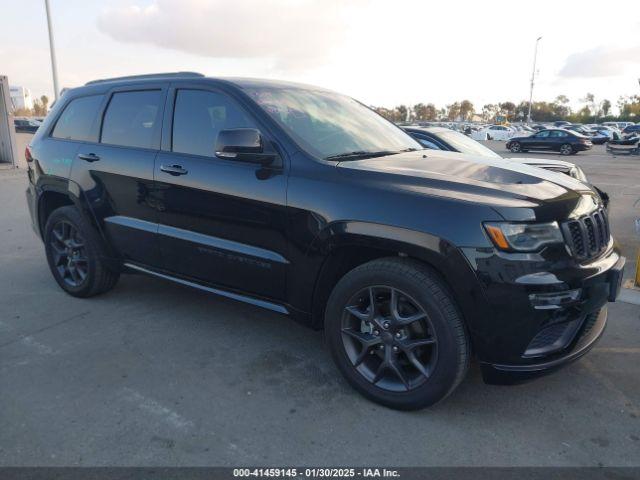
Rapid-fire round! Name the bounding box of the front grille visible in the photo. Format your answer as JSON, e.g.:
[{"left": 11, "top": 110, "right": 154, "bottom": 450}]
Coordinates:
[{"left": 561, "top": 208, "right": 610, "bottom": 260}]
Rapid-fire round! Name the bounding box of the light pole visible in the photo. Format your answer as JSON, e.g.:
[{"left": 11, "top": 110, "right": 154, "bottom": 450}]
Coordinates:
[
  {"left": 44, "top": 0, "right": 60, "bottom": 101},
  {"left": 526, "top": 36, "right": 542, "bottom": 124}
]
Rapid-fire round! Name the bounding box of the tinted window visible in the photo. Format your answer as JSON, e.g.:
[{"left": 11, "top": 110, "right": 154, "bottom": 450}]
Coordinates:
[
  {"left": 101, "top": 90, "right": 162, "bottom": 149},
  {"left": 536, "top": 131, "right": 550, "bottom": 138},
  {"left": 52, "top": 95, "right": 103, "bottom": 141},
  {"left": 172, "top": 89, "right": 255, "bottom": 157},
  {"left": 244, "top": 87, "right": 420, "bottom": 159},
  {"left": 413, "top": 135, "right": 441, "bottom": 150},
  {"left": 549, "top": 131, "right": 568, "bottom": 138}
]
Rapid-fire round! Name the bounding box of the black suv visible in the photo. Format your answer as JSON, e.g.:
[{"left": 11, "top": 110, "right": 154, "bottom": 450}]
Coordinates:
[{"left": 26, "top": 73, "right": 624, "bottom": 410}]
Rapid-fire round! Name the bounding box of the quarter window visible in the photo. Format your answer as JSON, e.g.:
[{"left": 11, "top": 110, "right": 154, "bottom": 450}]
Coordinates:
[
  {"left": 172, "top": 89, "right": 255, "bottom": 157},
  {"left": 101, "top": 90, "right": 162, "bottom": 149},
  {"left": 51, "top": 95, "right": 104, "bottom": 141}
]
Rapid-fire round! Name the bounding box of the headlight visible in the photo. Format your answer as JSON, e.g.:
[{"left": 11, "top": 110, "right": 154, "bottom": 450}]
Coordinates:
[
  {"left": 570, "top": 166, "right": 588, "bottom": 182},
  {"left": 484, "top": 222, "right": 564, "bottom": 252}
]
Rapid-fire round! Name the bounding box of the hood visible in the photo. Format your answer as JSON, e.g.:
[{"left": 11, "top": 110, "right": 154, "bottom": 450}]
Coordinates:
[
  {"left": 337, "top": 150, "right": 598, "bottom": 219},
  {"left": 506, "top": 156, "right": 573, "bottom": 172}
]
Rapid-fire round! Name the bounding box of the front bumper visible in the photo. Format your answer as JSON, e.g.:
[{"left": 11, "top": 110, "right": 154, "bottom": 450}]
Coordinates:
[
  {"left": 481, "top": 306, "right": 607, "bottom": 384},
  {"left": 461, "top": 244, "right": 624, "bottom": 384}
]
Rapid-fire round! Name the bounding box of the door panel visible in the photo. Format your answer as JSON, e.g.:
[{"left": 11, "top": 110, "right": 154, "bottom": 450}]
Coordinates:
[
  {"left": 69, "top": 85, "right": 167, "bottom": 266},
  {"left": 155, "top": 154, "right": 288, "bottom": 300},
  {"left": 73, "top": 145, "right": 160, "bottom": 265},
  {"left": 154, "top": 87, "right": 288, "bottom": 300}
]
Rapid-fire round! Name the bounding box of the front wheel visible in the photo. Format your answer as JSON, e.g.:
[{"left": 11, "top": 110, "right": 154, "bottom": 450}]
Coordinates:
[
  {"left": 509, "top": 142, "right": 522, "bottom": 153},
  {"left": 560, "top": 143, "right": 574, "bottom": 156},
  {"left": 324, "top": 258, "right": 469, "bottom": 410}
]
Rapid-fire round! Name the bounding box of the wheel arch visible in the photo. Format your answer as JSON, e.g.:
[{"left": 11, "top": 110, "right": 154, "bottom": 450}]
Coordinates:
[
  {"left": 307, "top": 222, "right": 487, "bottom": 337},
  {"left": 37, "top": 182, "right": 120, "bottom": 269},
  {"left": 37, "top": 188, "right": 77, "bottom": 237}
]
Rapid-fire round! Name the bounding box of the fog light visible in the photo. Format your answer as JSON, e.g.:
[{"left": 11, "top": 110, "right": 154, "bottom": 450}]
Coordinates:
[{"left": 529, "top": 289, "right": 581, "bottom": 310}]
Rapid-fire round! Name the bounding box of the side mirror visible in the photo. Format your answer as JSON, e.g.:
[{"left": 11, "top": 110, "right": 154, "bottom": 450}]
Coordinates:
[{"left": 215, "top": 128, "right": 276, "bottom": 166}]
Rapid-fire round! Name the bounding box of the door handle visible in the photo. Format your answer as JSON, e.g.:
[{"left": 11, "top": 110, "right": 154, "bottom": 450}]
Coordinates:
[
  {"left": 160, "top": 164, "right": 188, "bottom": 176},
  {"left": 77, "top": 153, "right": 100, "bottom": 162}
]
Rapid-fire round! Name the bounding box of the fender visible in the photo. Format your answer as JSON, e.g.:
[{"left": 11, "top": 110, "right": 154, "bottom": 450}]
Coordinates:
[
  {"left": 289, "top": 220, "right": 492, "bottom": 336},
  {"left": 35, "top": 176, "right": 122, "bottom": 268}
]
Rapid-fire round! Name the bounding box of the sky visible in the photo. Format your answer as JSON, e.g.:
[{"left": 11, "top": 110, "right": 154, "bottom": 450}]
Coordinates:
[{"left": 1, "top": 0, "right": 639, "bottom": 113}]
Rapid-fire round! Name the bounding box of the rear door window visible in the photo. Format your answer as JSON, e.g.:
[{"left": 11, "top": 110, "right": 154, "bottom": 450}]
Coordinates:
[
  {"left": 51, "top": 95, "right": 104, "bottom": 141},
  {"left": 101, "top": 90, "right": 162, "bottom": 149}
]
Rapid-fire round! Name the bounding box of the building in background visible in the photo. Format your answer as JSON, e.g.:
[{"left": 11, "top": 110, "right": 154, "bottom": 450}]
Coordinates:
[{"left": 9, "top": 86, "right": 33, "bottom": 111}]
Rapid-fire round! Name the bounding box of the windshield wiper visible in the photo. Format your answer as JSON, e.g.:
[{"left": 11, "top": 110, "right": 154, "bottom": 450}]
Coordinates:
[{"left": 324, "top": 150, "right": 398, "bottom": 161}]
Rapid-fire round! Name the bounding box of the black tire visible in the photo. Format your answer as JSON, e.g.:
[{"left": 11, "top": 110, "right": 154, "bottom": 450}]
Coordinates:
[
  {"left": 44, "top": 206, "right": 119, "bottom": 297},
  {"left": 559, "top": 143, "right": 573, "bottom": 156},
  {"left": 325, "top": 257, "right": 469, "bottom": 410},
  {"left": 509, "top": 142, "right": 522, "bottom": 153}
]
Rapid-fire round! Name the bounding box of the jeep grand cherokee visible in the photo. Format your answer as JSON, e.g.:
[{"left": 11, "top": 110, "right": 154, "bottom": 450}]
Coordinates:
[{"left": 25, "top": 72, "right": 625, "bottom": 410}]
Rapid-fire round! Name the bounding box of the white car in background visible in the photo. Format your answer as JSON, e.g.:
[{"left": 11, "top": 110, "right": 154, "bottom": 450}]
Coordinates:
[{"left": 471, "top": 124, "right": 514, "bottom": 141}]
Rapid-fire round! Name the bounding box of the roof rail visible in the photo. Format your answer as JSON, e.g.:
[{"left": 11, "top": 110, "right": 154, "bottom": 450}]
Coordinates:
[{"left": 85, "top": 72, "right": 204, "bottom": 85}]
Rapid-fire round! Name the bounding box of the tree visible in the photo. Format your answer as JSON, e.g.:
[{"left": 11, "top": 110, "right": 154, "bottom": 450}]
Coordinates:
[
  {"left": 459, "top": 100, "right": 474, "bottom": 121},
  {"left": 600, "top": 99, "right": 611, "bottom": 117},
  {"left": 413, "top": 103, "right": 428, "bottom": 121},
  {"left": 446, "top": 102, "right": 461, "bottom": 121},
  {"left": 617, "top": 95, "right": 640, "bottom": 120},
  {"left": 482, "top": 104, "right": 498, "bottom": 122},
  {"left": 499, "top": 102, "right": 516, "bottom": 120},
  {"left": 395, "top": 105, "right": 409, "bottom": 122},
  {"left": 555, "top": 95, "right": 570, "bottom": 105},
  {"left": 424, "top": 103, "right": 437, "bottom": 121}
]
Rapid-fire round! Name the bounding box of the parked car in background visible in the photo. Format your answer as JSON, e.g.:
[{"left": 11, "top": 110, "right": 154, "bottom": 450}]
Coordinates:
[
  {"left": 403, "top": 126, "right": 608, "bottom": 207},
  {"left": 507, "top": 129, "right": 592, "bottom": 155},
  {"left": 562, "top": 125, "right": 609, "bottom": 145},
  {"left": 14, "top": 118, "right": 40, "bottom": 134},
  {"left": 622, "top": 124, "right": 640, "bottom": 135},
  {"left": 553, "top": 121, "right": 571, "bottom": 127},
  {"left": 471, "top": 124, "right": 514, "bottom": 141},
  {"left": 25, "top": 72, "right": 624, "bottom": 410}
]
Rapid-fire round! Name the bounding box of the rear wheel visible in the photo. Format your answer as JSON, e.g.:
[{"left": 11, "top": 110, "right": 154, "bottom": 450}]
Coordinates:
[
  {"left": 44, "top": 206, "right": 119, "bottom": 297},
  {"left": 509, "top": 142, "right": 522, "bottom": 153},
  {"left": 560, "top": 143, "right": 573, "bottom": 156},
  {"left": 325, "top": 258, "right": 469, "bottom": 410}
]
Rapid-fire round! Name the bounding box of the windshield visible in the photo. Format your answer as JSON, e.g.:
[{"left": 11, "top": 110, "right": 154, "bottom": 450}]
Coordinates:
[
  {"left": 437, "top": 130, "right": 502, "bottom": 158},
  {"left": 244, "top": 87, "right": 421, "bottom": 159}
]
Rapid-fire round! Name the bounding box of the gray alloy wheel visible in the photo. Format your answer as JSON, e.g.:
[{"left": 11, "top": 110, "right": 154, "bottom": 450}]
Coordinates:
[
  {"left": 560, "top": 143, "right": 573, "bottom": 156},
  {"left": 510, "top": 142, "right": 521, "bottom": 153},
  {"left": 340, "top": 285, "right": 438, "bottom": 393},
  {"left": 325, "top": 257, "right": 469, "bottom": 410}
]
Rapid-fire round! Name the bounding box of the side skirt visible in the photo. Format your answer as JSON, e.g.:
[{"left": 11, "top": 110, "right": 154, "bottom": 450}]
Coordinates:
[{"left": 124, "top": 262, "right": 290, "bottom": 315}]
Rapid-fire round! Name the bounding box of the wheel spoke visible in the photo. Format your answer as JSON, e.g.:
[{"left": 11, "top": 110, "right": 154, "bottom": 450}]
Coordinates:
[
  {"left": 401, "top": 337, "right": 436, "bottom": 351},
  {"left": 76, "top": 266, "right": 87, "bottom": 280},
  {"left": 342, "top": 328, "right": 376, "bottom": 345},
  {"left": 345, "top": 305, "right": 370, "bottom": 322},
  {"left": 53, "top": 228, "right": 65, "bottom": 242},
  {"left": 405, "top": 350, "right": 430, "bottom": 379},
  {"left": 388, "top": 357, "right": 410, "bottom": 390},
  {"left": 371, "top": 361, "right": 387, "bottom": 385},
  {"left": 389, "top": 288, "right": 427, "bottom": 326},
  {"left": 69, "top": 265, "right": 80, "bottom": 284}
]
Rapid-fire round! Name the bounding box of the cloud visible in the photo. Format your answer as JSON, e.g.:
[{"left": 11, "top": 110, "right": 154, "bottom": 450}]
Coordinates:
[
  {"left": 97, "top": 0, "right": 365, "bottom": 71},
  {"left": 559, "top": 44, "right": 640, "bottom": 78}
]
